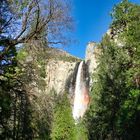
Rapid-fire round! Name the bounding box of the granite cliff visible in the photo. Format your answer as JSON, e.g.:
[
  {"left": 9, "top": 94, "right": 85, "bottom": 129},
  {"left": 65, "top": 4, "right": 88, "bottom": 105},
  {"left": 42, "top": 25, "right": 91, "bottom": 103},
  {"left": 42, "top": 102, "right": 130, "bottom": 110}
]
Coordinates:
[
  {"left": 18, "top": 42, "right": 98, "bottom": 95},
  {"left": 44, "top": 42, "right": 98, "bottom": 94}
]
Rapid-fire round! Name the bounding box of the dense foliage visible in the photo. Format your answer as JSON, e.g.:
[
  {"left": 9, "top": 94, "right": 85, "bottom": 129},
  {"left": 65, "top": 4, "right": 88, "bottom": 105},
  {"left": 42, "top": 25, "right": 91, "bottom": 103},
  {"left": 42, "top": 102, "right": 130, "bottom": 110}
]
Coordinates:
[
  {"left": 51, "top": 93, "right": 76, "bottom": 140},
  {"left": 86, "top": 0, "right": 140, "bottom": 140},
  {"left": 0, "top": 0, "right": 74, "bottom": 139}
]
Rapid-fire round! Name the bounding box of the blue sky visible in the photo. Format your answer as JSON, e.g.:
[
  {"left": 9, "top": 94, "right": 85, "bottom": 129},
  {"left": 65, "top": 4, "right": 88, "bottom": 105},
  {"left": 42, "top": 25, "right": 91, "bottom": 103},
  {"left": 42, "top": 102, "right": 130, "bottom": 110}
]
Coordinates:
[{"left": 65, "top": 0, "right": 140, "bottom": 59}]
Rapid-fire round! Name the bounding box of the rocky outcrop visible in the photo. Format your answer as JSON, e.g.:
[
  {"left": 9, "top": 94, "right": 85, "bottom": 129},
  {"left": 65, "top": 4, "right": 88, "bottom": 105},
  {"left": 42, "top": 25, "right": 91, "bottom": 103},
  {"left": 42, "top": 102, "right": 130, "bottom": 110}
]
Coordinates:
[
  {"left": 85, "top": 42, "right": 98, "bottom": 74},
  {"left": 85, "top": 42, "right": 99, "bottom": 87}
]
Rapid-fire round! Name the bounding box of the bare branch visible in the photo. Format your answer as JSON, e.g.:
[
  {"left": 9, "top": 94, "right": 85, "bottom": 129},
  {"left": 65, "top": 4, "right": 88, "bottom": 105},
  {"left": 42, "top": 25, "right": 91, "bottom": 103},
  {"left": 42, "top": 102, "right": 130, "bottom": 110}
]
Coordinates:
[
  {"left": 35, "top": 0, "right": 40, "bottom": 31},
  {"left": 48, "top": 41, "right": 62, "bottom": 44},
  {"left": 0, "top": 0, "right": 74, "bottom": 57},
  {"left": 0, "top": 17, "right": 13, "bottom": 32},
  {"left": 15, "top": 0, "right": 35, "bottom": 40}
]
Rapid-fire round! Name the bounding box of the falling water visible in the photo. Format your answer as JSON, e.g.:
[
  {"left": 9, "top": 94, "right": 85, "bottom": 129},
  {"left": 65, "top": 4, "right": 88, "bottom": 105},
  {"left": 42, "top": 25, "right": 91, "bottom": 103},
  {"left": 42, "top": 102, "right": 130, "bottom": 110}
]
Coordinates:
[{"left": 72, "top": 61, "right": 89, "bottom": 121}]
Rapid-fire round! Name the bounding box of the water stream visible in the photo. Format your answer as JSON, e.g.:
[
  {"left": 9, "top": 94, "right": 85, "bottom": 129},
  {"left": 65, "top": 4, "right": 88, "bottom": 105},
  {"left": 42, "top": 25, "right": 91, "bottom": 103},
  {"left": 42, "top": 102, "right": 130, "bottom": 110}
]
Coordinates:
[{"left": 72, "top": 61, "right": 90, "bottom": 122}]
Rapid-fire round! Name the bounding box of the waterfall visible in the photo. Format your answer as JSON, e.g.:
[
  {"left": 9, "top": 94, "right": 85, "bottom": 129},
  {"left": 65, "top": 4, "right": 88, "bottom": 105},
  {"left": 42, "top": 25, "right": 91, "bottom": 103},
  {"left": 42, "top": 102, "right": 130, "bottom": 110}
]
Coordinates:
[{"left": 72, "top": 61, "right": 89, "bottom": 121}]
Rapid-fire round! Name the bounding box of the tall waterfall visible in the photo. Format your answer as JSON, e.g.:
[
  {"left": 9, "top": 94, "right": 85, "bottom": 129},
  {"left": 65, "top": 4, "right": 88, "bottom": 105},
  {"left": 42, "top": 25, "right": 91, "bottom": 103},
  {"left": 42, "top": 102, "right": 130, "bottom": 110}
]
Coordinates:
[{"left": 72, "top": 61, "right": 90, "bottom": 121}]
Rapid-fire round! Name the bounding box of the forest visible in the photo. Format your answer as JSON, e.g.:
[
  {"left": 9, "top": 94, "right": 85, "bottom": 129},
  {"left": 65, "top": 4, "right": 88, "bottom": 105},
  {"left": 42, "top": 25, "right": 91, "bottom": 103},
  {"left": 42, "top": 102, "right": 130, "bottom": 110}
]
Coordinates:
[{"left": 0, "top": 0, "right": 140, "bottom": 140}]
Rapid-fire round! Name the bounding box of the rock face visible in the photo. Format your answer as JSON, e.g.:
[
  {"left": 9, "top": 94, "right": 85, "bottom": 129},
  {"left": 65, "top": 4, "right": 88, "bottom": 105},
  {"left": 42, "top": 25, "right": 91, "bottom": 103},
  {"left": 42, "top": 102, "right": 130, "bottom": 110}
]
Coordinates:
[
  {"left": 85, "top": 42, "right": 98, "bottom": 73},
  {"left": 85, "top": 42, "right": 99, "bottom": 87},
  {"left": 45, "top": 60, "right": 77, "bottom": 94},
  {"left": 18, "top": 45, "right": 81, "bottom": 96},
  {"left": 45, "top": 43, "right": 99, "bottom": 94},
  {"left": 20, "top": 43, "right": 99, "bottom": 95}
]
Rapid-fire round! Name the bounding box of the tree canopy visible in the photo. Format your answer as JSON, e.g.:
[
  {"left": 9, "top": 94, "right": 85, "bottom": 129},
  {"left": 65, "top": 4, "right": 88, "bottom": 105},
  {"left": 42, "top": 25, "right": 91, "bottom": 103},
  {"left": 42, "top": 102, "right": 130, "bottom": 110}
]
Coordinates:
[{"left": 85, "top": 0, "right": 140, "bottom": 139}]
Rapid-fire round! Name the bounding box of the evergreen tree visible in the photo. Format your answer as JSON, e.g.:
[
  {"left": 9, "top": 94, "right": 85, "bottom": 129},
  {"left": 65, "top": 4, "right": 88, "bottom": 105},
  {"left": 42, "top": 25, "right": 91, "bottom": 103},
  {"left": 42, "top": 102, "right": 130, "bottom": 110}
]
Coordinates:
[{"left": 86, "top": 1, "right": 140, "bottom": 139}]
